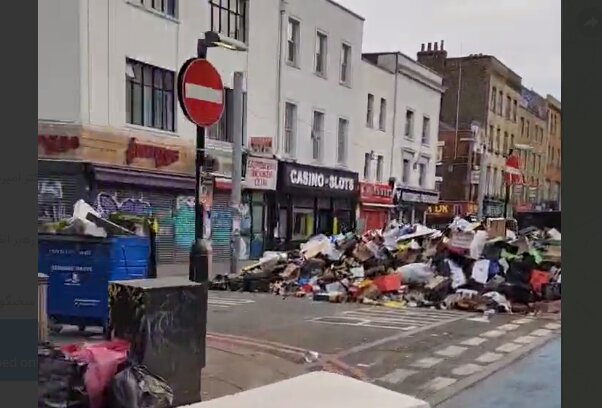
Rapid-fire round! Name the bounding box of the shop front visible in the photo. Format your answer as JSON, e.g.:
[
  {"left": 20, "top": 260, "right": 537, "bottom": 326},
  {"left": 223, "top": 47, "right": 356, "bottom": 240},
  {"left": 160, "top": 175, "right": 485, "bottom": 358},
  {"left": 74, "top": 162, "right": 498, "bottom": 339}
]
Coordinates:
[
  {"left": 358, "top": 182, "right": 394, "bottom": 232},
  {"left": 393, "top": 187, "right": 440, "bottom": 224},
  {"left": 273, "top": 162, "right": 358, "bottom": 249},
  {"left": 482, "top": 198, "right": 505, "bottom": 218},
  {"left": 424, "top": 201, "right": 478, "bottom": 229}
]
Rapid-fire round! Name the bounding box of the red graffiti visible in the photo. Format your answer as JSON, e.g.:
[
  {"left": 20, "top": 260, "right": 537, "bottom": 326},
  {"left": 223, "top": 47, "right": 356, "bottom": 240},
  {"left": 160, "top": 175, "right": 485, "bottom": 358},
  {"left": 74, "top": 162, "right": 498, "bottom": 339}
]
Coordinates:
[
  {"left": 38, "top": 135, "right": 80, "bottom": 154},
  {"left": 125, "top": 138, "right": 180, "bottom": 168}
]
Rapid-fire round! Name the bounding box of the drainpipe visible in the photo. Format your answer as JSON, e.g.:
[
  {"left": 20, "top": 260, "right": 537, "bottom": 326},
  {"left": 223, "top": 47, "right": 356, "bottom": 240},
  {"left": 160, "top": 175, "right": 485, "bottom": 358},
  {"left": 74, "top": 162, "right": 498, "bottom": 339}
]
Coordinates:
[
  {"left": 388, "top": 53, "right": 400, "bottom": 180},
  {"left": 275, "top": 0, "right": 286, "bottom": 156}
]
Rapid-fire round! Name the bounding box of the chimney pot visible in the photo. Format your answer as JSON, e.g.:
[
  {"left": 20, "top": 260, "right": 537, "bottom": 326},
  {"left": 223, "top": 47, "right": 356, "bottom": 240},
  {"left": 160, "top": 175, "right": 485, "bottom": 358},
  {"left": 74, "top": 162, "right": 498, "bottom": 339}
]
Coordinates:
[
  {"left": 434, "top": 42, "right": 438, "bottom": 51},
  {"left": 421, "top": 43, "right": 425, "bottom": 52},
  {"left": 427, "top": 42, "right": 432, "bottom": 51},
  {"left": 441, "top": 40, "right": 445, "bottom": 50}
]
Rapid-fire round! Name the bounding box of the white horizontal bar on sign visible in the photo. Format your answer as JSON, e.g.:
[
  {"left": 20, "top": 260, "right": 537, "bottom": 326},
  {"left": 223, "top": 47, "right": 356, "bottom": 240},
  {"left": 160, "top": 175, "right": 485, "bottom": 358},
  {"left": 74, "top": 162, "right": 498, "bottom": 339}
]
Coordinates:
[
  {"left": 362, "top": 203, "right": 395, "bottom": 208},
  {"left": 185, "top": 83, "right": 223, "bottom": 104}
]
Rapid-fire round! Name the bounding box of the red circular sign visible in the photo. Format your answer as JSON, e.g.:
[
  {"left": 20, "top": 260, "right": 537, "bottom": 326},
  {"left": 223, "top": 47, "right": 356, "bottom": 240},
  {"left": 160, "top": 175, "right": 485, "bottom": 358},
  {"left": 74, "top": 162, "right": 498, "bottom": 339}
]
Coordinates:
[{"left": 177, "top": 58, "right": 224, "bottom": 127}]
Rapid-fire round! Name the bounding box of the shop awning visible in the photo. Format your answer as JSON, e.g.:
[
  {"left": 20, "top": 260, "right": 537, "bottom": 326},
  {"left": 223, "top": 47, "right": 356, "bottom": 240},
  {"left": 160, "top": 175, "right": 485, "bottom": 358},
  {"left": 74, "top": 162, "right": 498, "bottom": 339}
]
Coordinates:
[{"left": 91, "top": 164, "right": 195, "bottom": 190}]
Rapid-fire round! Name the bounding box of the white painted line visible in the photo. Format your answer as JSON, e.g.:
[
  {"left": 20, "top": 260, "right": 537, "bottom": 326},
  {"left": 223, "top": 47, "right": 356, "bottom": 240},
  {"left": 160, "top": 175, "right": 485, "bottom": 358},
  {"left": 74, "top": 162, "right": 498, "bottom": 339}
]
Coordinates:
[
  {"left": 498, "top": 324, "right": 520, "bottom": 331},
  {"left": 467, "top": 317, "right": 491, "bottom": 323},
  {"left": 530, "top": 329, "right": 552, "bottom": 337},
  {"left": 461, "top": 337, "right": 488, "bottom": 347},
  {"left": 481, "top": 329, "right": 505, "bottom": 338},
  {"left": 496, "top": 343, "right": 522, "bottom": 353},
  {"left": 452, "top": 363, "right": 483, "bottom": 376},
  {"left": 422, "top": 376, "right": 457, "bottom": 391},
  {"left": 208, "top": 304, "right": 230, "bottom": 308},
  {"left": 376, "top": 368, "right": 418, "bottom": 384},
  {"left": 185, "top": 83, "right": 223, "bottom": 104},
  {"left": 544, "top": 323, "right": 561, "bottom": 330},
  {"left": 513, "top": 317, "right": 535, "bottom": 325},
  {"left": 435, "top": 345, "right": 467, "bottom": 358},
  {"left": 411, "top": 357, "right": 444, "bottom": 369},
  {"left": 514, "top": 335, "right": 537, "bottom": 344},
  {"left": 475, "top": 352, "right": 503, "bottom": 364}
]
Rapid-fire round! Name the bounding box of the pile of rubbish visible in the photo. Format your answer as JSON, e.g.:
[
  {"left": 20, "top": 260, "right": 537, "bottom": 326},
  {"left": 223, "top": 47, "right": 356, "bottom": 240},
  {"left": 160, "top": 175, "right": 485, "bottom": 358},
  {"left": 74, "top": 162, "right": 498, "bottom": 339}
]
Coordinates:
[
  {"left": 211, "top": 217, "right": 561, "bottom": 314},
  {"left": 38, "top": 339, "right": 173, "bottom": 408}
]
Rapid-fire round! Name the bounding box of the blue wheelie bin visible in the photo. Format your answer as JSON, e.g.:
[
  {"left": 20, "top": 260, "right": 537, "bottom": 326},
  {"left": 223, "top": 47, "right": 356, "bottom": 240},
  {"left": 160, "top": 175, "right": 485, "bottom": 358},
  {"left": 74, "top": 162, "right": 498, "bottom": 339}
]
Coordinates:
[{"left": 38, "top": 234, "right": 150, "bottom": 333}]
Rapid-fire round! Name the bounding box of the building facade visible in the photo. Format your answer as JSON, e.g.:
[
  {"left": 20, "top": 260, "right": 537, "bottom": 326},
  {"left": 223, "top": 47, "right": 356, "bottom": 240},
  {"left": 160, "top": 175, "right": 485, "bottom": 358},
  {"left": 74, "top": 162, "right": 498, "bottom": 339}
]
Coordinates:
[
  {"left": 544, "top": 95, "right": 562, "bottom": 210},
  {"left": 417, "top": 41, "right": 523, "bottom": 218},
  {"left": 361, "top": 52, "right": 444, "bottom": 225}
]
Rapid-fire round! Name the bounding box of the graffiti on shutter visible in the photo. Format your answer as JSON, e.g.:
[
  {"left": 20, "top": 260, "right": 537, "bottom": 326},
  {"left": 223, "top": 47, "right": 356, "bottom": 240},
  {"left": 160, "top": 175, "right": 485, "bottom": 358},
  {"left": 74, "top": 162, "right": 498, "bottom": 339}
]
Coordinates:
[
  {"left": 38, "top": 179, "right": 68, "bottom": 222},
  {"left": 174, "top": 195, "right": 195, "bottom": 250}
]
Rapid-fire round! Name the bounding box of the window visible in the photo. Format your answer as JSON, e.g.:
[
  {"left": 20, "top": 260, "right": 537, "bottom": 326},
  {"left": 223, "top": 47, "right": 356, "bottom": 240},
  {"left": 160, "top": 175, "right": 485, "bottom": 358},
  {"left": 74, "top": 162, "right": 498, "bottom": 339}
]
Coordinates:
[
  {"left": 311, "top": 111, "right": 325, "bottom": 161},
  {"left": 486, "top": 166, "right": 492, "bottom": 195},
  {"left": 210, "top": 0, "right": 247, "bottom": 42},
  {"left": 207, "top": 88, "right": 247, "bottom": 142},
  {"left": 437, "top": 145, "right": 443, "bottom": 163},
  {"left": 418, "top": 162, "right": 427, "bottom": 187},
  {"left": 315, "top": 31, "right": 328, "bottom": 76},
  {"left": 405, "top": 110, "right": 414, "bottom": 138},
  {"left": 337, "top": 118, "right": 348, "bottom": 164},
  {"left": 512, "top": 99, "right": 518, "bottom": 122},
  {"left": 126, "top": 59, "right": 175, "bottom": 131},
  {"left": 526, "top": 120, "right": 530, "bottom": 138},
  {"left": 489, "top": 125, "right": 494, "bottom": 151},
  {"left": 366, "top": 94, "right": 374, "bottom": 127},
  {"left": 139, "top": 0, "right": 177, "bottom": 17},
  {"left": 340, "top": 43, "right": 351, "bottom": 85},
  {"left": 520, "top": 117, "right": 525, "bottom": 136},
  {"left": 402, "top": 157, "right": 411, "bottom": 184},
  {"left": 503, "top": 132, "right": 509, "bottom": 155},
  {"left": 379, "top": 98, "right": 387, "bottom": 131},
  {"left": 497, "top": 90, "right": 503, "bottom": 115},
  {"left": 287, "top": 18, "right": 300, "bottom": 65},
  {"left": 284, "top": 102, "right": 297, "bottom": 155},
  {"left": 491, "top": 87, "right": 497, "bottom": 111},
  {"left": 496, "top": 128, "right": 501, "bottom": 153},
  {"left": 292, "top": 208, "right": 314, "bottom": 241},
  {"left": 505, "top": 95, "right": 511, "bottom": 119},
  {"left": 421, "top": 116, "right": 431, "bottom": 144},
  {"left": 510, "top": 134, "right": 515, "bottom": 150},
  {"left": 363, "top": 153, "right": 371, "bottom": 179},
  {"left": 376, "top": 155, "right": 384, "bottom": 182}
]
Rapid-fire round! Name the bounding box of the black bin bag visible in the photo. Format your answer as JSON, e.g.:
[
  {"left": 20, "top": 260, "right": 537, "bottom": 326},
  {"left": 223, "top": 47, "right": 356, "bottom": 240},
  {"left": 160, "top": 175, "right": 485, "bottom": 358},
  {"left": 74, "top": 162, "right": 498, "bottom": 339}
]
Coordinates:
[{"left": 107, "top": 364, "right": 173, "bottom": 408}]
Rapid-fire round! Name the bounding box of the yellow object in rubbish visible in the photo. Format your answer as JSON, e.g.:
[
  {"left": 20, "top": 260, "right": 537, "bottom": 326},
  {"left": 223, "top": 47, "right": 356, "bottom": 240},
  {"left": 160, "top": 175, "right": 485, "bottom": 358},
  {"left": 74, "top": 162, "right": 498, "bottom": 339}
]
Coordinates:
[
  {"left": 357, "top": 279, "right": 373, "bottom": 289},
  {"left": 383, "top": 301, "right": 405, "bottom": 309}
]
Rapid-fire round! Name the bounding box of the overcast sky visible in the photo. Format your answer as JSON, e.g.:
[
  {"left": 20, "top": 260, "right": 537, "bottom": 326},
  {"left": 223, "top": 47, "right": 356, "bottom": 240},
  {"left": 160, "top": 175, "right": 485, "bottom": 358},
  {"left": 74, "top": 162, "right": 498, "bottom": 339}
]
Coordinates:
[{"left": 337, "top": 0, "right": 561, "bottom": 99}]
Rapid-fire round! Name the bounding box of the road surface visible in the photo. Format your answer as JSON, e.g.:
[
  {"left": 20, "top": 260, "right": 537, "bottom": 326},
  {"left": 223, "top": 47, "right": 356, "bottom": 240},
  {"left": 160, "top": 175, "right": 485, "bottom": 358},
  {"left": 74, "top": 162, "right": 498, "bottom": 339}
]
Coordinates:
[{"left": 437, "top": 337, "right": 561, "bottom": 407}]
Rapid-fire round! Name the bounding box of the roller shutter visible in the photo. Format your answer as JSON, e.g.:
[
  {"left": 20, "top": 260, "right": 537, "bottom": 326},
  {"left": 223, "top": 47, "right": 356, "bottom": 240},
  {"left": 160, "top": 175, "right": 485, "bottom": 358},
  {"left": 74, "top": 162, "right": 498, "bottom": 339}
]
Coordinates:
[
  {"left": 211, "top": 191, "right": 232, "bottom": 262},
  {"left": 92, "top": 184, "right": 178, "bottom": 264},
  {"left": 38, "top": 161, "right": 88, "bottom": 225}
]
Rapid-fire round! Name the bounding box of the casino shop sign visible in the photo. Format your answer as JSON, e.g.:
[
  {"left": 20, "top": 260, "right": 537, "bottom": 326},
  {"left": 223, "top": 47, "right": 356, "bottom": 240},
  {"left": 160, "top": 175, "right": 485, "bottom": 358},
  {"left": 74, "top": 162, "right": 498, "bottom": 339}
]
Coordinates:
[{"left": 278, "top": 162, "right": 359, "bottom": 197}]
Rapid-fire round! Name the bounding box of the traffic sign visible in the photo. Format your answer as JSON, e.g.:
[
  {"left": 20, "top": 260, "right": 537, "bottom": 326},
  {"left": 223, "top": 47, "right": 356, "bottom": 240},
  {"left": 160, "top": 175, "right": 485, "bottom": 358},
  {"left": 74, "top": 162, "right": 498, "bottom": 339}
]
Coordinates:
[{"left": 177, "top": 58, "right": 224, "bottom": 127}]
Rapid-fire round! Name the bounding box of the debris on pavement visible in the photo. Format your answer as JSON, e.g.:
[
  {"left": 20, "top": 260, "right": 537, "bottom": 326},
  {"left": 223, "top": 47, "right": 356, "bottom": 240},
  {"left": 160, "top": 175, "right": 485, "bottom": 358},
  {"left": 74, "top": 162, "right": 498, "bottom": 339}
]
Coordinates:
[{"left": 210, "top": 216, "right": 561, "bottom": 315}]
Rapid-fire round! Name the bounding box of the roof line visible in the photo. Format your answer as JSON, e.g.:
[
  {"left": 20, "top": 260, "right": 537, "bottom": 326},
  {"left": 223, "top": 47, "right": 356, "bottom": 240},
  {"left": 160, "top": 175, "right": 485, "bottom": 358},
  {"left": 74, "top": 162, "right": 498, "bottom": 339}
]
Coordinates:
[{"left": 325, "top": 0, "right": 365, "bottom": 21}]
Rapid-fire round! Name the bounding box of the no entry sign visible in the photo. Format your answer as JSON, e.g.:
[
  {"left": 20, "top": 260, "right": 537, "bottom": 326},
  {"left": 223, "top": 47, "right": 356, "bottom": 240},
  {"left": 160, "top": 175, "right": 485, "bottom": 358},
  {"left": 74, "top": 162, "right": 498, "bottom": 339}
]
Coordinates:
[{"left": 177, "top": 58, "right": 224, "bottom": 127}]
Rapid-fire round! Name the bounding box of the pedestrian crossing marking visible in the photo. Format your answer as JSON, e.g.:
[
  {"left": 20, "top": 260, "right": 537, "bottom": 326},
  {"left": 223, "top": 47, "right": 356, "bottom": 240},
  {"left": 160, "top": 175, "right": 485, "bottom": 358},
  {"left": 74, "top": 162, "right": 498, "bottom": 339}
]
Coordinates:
[
  {"left": 208, "top": 295, "right": 255, "bottom": 308},
  {"left": 310, "top": 307, "right": 467, "bottom": 331}
]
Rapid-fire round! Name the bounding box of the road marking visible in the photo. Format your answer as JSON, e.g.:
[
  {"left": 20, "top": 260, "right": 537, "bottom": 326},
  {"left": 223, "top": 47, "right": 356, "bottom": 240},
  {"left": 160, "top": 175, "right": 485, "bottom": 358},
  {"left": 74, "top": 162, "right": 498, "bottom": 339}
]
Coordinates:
[
  {"left": 513, "top": 317, "right": 535, "bottom": 324},
  {"left": 544, "top": 323, "right": 561, "bottom": 330},
  {"left": 498, "top": 323, "right": 520, "bottom": 331},
  {"left": 311, "top": 307, "right": 466, "bottom": 331},
  {"left": 422, "top": 376, "right": 457, "bottom": 391},
  {"left": 496, "top": 343, "right": 522, "bottom": 353},
  {"left": 208, "top": 296, "right": 255, "bottom": 309},
  {"left": 435, "top": 345, "right": 467, "bottom": 358},
  {"left": 514, "top": 335, "right": 537, "bottom": 344},
  {"left": 461, "top": 337, "right": 488, "bottom": 347},
  {"left": 411, "top": 357, "right": 443, "bottom": 369},
  {"left": 452, "top": 363, "right": 483, "bottom": 376},
  {"left": 530, "top": 328, "right": 552, "bottom": 337},
  {"left": 376, "top": 368, "right": 418, "bottom": 384},
  {"left": 475, "top": 352, "right": 503, "bottom": 364},
  {"left": 466, "top": 316, "right": 491, "bottom": 323},
  {"left": 481, "top": 329, "right": 505, "bottom": 338}
]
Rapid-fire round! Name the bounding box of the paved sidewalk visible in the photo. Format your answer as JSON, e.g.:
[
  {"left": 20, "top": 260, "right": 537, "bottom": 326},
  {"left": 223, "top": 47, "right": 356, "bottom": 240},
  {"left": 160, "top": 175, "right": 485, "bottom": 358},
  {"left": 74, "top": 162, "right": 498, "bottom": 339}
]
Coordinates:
[
  {"left": 158, "top": 260, "right": 257, "bottom": 280},
  {"left": 202, "top": 342, "right": 306, "bottom": 401}
]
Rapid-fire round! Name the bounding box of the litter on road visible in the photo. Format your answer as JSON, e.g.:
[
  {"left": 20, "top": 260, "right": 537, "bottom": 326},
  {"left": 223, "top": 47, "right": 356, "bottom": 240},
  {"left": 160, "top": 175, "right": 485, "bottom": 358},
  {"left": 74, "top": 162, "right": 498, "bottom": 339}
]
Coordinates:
[{"left": 210, "top": 216, "right": 561, "bottom": 316}]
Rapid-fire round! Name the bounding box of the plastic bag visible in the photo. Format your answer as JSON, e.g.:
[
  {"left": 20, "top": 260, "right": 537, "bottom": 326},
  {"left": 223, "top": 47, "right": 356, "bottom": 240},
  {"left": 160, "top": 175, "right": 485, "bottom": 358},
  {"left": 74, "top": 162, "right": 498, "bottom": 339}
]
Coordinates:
[
  {"left": 107, "top": 364, "right": 174, "bottom": 408},
  {"left": 396, "top": 263, "right": 434, "bottom": 285},
  {"left": 61, "top": 339, "right": 130, "bottom": 408},
  {"left": 38, "top": 343, "right": 89, "bottom": 408}
]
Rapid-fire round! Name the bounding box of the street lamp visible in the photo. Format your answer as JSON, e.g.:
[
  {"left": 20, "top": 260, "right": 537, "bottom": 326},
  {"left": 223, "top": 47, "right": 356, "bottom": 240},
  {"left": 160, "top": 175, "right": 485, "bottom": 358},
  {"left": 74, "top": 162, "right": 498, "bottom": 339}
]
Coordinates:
[{"left": 189, "top": 31, "right": 247, "bottom": 284}]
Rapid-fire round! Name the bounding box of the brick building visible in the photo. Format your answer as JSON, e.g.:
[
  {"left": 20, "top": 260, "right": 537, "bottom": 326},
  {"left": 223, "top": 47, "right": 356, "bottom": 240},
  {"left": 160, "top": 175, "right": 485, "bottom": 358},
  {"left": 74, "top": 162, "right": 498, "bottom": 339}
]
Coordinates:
[
  {"left": 418, "top": 41, "right": 524, "bottom": 217},
  {"left": 544, "top": 96, "right": 561, "bottom": 210}
]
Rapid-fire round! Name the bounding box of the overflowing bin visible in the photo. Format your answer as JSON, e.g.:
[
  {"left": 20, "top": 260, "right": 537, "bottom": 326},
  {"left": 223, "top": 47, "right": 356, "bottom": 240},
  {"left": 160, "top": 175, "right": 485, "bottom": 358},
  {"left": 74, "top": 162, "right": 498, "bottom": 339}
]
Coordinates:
[{"left": 38, "top": 234, "right": 150, "bottom": 333}]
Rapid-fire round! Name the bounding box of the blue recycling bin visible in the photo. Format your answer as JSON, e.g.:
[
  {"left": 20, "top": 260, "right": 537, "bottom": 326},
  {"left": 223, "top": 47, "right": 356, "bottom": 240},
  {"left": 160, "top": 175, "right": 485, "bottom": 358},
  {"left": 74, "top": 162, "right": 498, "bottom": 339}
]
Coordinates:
[{"left": 38, "top": 234, "right": 150, "bottom": 332}]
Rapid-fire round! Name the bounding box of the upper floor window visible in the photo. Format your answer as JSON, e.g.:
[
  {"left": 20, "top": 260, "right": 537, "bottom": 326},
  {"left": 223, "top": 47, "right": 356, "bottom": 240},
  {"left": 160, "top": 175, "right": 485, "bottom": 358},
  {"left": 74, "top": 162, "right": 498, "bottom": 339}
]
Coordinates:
[
  {"left": 363, "top": 153, "right": 371, "bottom": 179},
  {"left": 366, "top": 94, "right": 374, "bottom": 128},
  {"left": 337, "top": 118, "right": 349, "bottom": 165},
  {"left": 315, "top": 31, "right": 328, "bottom": 77},
  {"left": 512, "top": 99, "right": 518, "bottom": 122},
  {"left": 497, "top": 90, "right": 503, "bottom": 115},
  {"left": 491, "top": 86, "right": 497, "bottom": 111},
  {"left": 287, "top": 18, "right": 300, "bottom": 66},
  {"left": 209, "top": 0, "right": 247, "bottom": 43},
  {"left": 140, "top": 0, "right": 177, "bottom": 17},
  {"left": 207, "top": 87, "right": 248, "bottom": 143},
  {"left": 405, "top": 110, "right": 414, "bottom": 138},
  {"left": 340, "top": 43, "right": 351, "bottom": 85},
  {"left": 418, "top": 161, "right": 427, "bottom": 187},
  {"left": 284, "top": 102, "right": 297, "bottom": 155},
  {"left": 421, "top": 116, "right": 430, "bottom": 145},
  {"left": 505, "top": 95, "right": 511, "bottom": 119},
  {"left": 376, "top": 155, "right": 384, "bottom": 182},
  {"left": 125, "top": 59, "right": 175, "bottom": 132},
  {"left": 379, "top": 98, "right": 387, "bottom": 131},
  {"left": 311, "top": 111, "right": 325, "bottom": 162}
]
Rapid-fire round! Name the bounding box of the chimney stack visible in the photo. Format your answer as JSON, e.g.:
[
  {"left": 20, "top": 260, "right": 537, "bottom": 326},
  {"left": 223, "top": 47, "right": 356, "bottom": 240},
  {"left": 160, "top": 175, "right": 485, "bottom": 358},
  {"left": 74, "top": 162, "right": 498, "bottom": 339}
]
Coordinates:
[
  {"left": 441, "top": 40, "right": 444, "bottom": 50},
  {"left": 421, "top": 43, "right": 425, "bottom": 52},
  {"left": 434, "top": 42, "right": 438, "bottom": 51},
  {"left": 427, "top": 42, "right": 432, "bottom": 51}
]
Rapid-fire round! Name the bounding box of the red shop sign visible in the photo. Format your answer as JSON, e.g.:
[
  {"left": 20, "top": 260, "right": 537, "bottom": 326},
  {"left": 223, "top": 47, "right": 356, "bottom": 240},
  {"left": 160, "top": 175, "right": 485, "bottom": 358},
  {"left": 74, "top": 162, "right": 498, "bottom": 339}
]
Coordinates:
[
  {"left": 125, "top": 138, "right": 180, "bottom": 168},
  {"left": 38, "top": 135, "right": 80, "bottom": 155},
  {"left": 359, "top": 182, "right": 393, "bottom": 205}
]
